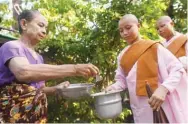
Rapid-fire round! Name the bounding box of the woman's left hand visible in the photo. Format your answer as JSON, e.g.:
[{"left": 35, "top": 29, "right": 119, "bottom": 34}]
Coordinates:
[
  {"left": 148, "top": 85, "right": 169, "bottom": 111},
  {"left": 42, "top": 81, "right": 70, "bottom": 96},
  {"left": 55, "top": 81, "right": 70, "bottom": 89},
  {"left": 54, "top": 81, "right": 70, "bottom": 101}
]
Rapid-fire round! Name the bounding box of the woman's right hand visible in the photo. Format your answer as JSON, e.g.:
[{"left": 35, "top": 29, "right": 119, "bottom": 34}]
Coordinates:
[{"left": 74, "top": 64, "right": 99, "bottom": 77}]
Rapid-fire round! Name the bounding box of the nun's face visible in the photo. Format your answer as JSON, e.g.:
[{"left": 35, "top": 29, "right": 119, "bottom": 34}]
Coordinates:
[
  {"left": 156, "top": 20, "right": 174, "bottom": 40},
  {"left": 119, "top": 18, "right": 140, "bottom": 44}
]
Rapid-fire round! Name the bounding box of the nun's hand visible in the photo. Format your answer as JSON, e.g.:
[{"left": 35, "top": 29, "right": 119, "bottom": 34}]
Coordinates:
[
  {"left": 179, "top": 56, "right": 187, "bottom": 71},
  {"left": 148, "top": 85, "right": 168, "bottom": 111},
  {"left": 104, "top": 85, "right": 117, "bottom": 93}
]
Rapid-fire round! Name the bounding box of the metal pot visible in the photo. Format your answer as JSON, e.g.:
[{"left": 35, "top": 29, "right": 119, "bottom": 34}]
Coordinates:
[
  {"left": 56, "top": 83, "right": 94, "bottom": 99},
  {"left": 91, "top": 90, "right": 123, "bottom": 119}
]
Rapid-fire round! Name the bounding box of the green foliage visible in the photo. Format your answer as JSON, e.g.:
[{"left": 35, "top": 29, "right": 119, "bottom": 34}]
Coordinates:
[
  {"left": 167, "top": 0, "right": 187, "bottom": 32},
  {"left": 0, "top": 3, "right": 16, "bottom": 36},
  {"left": 0, "top": 0, "right": 187, "bottom": 123},
  {"left": 47, "top": 93, "right": 132, "bottom": 123},
  {"left": 0, "top": 3, "right": 12, "bottom": 27}
]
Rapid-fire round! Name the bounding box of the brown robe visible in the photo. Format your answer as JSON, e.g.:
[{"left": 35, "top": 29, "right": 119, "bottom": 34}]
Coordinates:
[
  {"left": 167, "top": 34, "right": 187, "bottom": 57},
  {"left": 120, "top": 39, "right": 160, "bottom": 96}
]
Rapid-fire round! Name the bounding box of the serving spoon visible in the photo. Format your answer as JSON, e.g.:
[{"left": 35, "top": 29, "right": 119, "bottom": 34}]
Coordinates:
[{"left": 95, "top": 75, "right": 103, "bottom": 84}]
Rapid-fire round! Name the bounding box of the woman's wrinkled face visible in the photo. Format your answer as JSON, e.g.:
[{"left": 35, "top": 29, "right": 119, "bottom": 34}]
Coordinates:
[
  {"left": 24, "top": 13, "right": 48, "bottom": 45},
  {"left": 156, "top": 20, "right": 173, "bottom": 40},
  {"left": 119, "top": 18, "right": 140, "bottom": 44}
]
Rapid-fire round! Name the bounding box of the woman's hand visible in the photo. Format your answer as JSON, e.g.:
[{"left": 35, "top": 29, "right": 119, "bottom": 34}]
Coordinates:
[
  {"left": 54, "top": 81, "right": 70, "bottom": 89},
  {"left": 148, "top": 85, "right": 169, "bottom": 111},
  {"left": 74, "top": 64, "right": 99, "bottom": 77},
  {"left": 54, "top": 81, "right": 70, "bottom": 101},
  {"left": 9, "top": 57, "right": 100, "bottom": 82},
  {"left": 42, "top": 81, "right": 70, "bottom": 95}
]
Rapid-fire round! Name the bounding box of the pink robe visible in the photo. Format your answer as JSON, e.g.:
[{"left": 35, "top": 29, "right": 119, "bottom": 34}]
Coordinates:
[{"left": 111, "top": 44, "right": 188, "bottom": 123}]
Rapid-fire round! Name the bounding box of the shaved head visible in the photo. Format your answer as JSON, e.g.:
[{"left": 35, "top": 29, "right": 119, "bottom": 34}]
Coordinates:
[
  {"left": 157, "top": 16, "right": 173, "bottom": 24},
  {"left": 118, "top": 14, "right": 140, "bottom": 44},
  {"left": 119, "top": 14, "right": 139, "bottom": 24},
  {"left": 156, "top": 16, "right": 175, "bottom": 40}
]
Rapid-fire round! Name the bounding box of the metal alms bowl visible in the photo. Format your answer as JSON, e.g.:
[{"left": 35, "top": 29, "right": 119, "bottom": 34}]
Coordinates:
[
  {"left": 56, "top": 83, "right": 94, "bottom": 99},
  {"left": 91, "top": 90, "right": 123, "bottom": 119}
]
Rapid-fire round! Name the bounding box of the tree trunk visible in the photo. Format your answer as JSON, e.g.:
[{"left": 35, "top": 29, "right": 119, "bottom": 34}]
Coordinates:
[
  {"left": 166, "top": 0, "right": 174, "bottom": 19},
  {"left": 12, "top": 0, "right": 22, "bottom": 30}
]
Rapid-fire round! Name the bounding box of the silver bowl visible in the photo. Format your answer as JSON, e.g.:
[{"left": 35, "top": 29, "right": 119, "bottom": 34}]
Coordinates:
[
  {"left": 56, "top": 83, "right": 94, "bottom": 99},
  {"left": 91, "top": 90, "right": 123, "bottom": 119}
]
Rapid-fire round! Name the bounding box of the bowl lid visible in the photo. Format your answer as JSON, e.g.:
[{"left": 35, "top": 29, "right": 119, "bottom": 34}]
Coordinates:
[{"left": 91, "top": 89, "right": 123, "bottom": 97}]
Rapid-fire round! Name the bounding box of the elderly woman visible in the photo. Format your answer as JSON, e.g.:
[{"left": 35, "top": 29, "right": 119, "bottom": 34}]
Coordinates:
[{"left": 0, "top": 10, "right": 99, "bottom": 123}]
